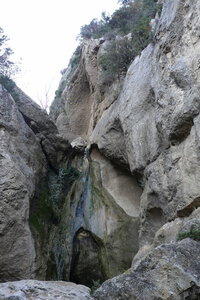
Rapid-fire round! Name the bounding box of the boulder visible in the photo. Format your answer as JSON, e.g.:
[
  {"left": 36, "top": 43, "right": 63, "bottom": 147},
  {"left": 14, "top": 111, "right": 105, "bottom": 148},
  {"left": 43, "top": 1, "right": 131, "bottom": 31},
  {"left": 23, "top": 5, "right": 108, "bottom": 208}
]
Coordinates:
[
  {"left": 0, "top": 280, "right": 93, "bottom": 300},
  {"left": 94, "top": 239, "right": 200, "bottom": 300}
]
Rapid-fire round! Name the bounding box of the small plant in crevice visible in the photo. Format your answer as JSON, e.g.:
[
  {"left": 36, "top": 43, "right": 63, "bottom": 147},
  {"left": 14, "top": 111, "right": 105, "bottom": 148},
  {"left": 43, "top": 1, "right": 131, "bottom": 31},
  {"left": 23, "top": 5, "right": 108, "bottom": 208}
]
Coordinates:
[
  {"left": 177, "top": 224, "right": 200, "bottom": 242},
  {"left": 91, "top": 279, "right": 102, "bottom": 293}
]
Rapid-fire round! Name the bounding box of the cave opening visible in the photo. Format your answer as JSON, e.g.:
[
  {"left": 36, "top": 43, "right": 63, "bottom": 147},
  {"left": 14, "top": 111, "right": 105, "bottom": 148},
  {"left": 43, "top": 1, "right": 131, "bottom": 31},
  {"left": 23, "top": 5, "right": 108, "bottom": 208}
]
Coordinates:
[{"left": 70, "top": 227, "right": 108, "bottom": 288}]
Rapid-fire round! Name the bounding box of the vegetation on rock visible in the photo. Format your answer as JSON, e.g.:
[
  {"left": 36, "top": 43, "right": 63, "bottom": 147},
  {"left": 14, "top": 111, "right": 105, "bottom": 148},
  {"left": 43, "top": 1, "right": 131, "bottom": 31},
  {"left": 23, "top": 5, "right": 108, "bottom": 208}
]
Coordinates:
[
  {"left": 177, "top": 225, "right": 200, "bottom": 242},
  {"left": 79, "top": 0, "right": 158, "bottom": 39},
  {"left": 99, "top": 37, "right": 136, "bottom": 82},
  {"left": 55, "top": 0, "right": 162, "bottom": 96},
  {"left": 0, "top": 75, "right": 20, "bottom": 101},
  {"left": 0, "top": 27, "right": 19, "bottom": 77}
]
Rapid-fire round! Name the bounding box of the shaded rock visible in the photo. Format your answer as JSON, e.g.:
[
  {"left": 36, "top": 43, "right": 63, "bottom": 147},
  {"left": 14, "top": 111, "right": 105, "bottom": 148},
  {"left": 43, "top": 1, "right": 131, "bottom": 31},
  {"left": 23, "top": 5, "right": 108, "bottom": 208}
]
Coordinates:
[
  {"left": 132, "top": 207, "right": 200, "bottom": 268},
  {"left": 0, "top": 84, "right": 70, "bottom": 282},
  {"left": 70, "top": 228, "right": 106, "bottom": 288},
  {"left": 61, "top": 149, "right": 141, "bottom": 283},
  {"left": 0, "top": 85, "right": 47, "bottom": 281},
  {"left": 13, "top": 86, "right": 70, "bottom": 169},
  {"left": 0, "top": 280, "right": 93, "bottom": 300},
  {"left": 94, "top": 239, "right": 200, "bottom": 300}
]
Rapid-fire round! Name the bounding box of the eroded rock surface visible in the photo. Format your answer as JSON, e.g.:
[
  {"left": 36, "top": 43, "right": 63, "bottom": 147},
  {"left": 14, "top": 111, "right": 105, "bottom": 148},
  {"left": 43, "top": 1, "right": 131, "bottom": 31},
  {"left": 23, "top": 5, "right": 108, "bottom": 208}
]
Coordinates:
[
  {"left": 0, "top": 84, "right": 70, "bottom": 282},
  {"left": 94, "top": 239, "right": 200, "bottom": 300},
  {"left": 0, "top": 85, "right": 48, "bottom": 281},
  {"left": 0, "top": 280, "right": 93, "bottom": 300},
  {"left": 49, "top": 0, "right": 200, "bottom": 294}
]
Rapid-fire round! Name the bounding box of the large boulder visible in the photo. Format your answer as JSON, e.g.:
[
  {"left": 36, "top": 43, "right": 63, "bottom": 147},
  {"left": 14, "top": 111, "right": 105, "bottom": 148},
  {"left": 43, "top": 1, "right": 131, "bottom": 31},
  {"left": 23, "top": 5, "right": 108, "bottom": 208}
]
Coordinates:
[
  {"left": 0, "top": 280, "right": 93, "bottom": 300},
  {"left": 94, "top": 239, "right": 200, "bottom": 300}
]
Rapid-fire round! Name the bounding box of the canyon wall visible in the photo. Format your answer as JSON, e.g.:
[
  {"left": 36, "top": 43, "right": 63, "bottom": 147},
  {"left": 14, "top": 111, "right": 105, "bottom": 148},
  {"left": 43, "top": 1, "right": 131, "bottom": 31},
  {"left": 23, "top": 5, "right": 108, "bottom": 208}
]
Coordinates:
[{"left": 0, "top": 0, "right": 200, "bottom": 299}]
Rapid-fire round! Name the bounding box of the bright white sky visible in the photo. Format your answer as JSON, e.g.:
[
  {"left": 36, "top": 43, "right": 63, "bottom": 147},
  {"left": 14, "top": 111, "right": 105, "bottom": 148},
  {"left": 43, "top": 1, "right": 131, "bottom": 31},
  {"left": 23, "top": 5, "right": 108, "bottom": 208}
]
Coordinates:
[{"left": 1, "top": 0, "right": 119, "bottom": 108}]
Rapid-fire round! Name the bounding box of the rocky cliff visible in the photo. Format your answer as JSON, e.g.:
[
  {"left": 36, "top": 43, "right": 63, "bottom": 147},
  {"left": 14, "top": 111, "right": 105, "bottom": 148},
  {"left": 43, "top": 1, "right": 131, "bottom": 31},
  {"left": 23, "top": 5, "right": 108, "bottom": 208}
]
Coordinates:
[{"left": 0, "top": 0, "right": 200, "bottom": 299}]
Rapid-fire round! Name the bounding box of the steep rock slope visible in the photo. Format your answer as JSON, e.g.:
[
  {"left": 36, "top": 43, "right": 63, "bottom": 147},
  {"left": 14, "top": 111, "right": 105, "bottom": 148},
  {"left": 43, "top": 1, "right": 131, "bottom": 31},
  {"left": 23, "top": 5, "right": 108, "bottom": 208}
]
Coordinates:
[
  {"left": 0, "top": 85, "right": 45, "bottom": 281},
  {"left": 50, "top": 0, "right": 200, "bottom": 297},
  {"left": 0, "top": 83, "right": 70, "bottom": 282},
  {"left": 91, "top": 0, "right": 200, "bottom": 247}
]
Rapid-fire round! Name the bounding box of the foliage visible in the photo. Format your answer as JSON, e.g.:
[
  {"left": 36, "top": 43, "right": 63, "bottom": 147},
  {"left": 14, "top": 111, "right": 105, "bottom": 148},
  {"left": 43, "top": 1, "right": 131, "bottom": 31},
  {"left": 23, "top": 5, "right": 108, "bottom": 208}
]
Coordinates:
[
  {"left": 49, "top": 166, "right": 81, "bottom": 209},
  {"left": 109, "top": 1, "right": 143, "bottom": 34},
  {"left": 91, "top": 279, "right": 102, "bottom": 293},
  {"left": 80, "top": 13, "right": 111, "bottom": 39},
  {"left": 58, "top": 166, "right": 81, "bottom": 182},
  {"left": 156, "top": 3, "right": 163, "bottom": 17},
  {"left": 66, "top": 0, "right": 163, "bottom": 86},
  {"left": 142, "top": 0, "right": 158, "bottom": 17},
  {"left": 0, "top": 27, "right": 18, "bottom": 77},
  {"left": 79, "top": 1, "right": 143, "bottom": 39},
  {"left": 29, "top": 190, "right": 53, "bottom": 239},
  {"left": 99, "top": 37, "right": 135, "bottom": 82},
  {"left": 69, "top": 45, "right": 82, "bottom": 71},
  {"left": 177, "top": 225, "right": 200, "bottom": 242},
  {"left": 118, "top": 0, "right": 133, "bottom": 6},
  {"left": 55, "top": 79, "right": 67, "bottom": 98},
  {"left": 79, "top": 0, "right": 158, "bottom": 40},
  {"left": 131, "top": 16, "right": 152, "bottom": 54},
  {"left": 0, "top": 74, "right": 20, "bottom": 101}
]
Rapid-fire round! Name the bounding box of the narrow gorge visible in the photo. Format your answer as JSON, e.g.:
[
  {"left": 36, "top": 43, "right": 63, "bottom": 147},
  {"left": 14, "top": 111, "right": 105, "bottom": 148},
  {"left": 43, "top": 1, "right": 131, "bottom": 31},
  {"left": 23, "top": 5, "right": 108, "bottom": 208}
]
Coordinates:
[{"left": 0, "top": 0, "right": 200, "bottom": 299}]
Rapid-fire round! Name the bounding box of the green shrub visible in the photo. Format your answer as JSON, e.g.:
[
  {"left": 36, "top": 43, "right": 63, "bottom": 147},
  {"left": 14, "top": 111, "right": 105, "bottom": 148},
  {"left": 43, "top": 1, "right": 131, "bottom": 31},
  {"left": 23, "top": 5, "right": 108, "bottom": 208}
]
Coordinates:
[
  {"left": 156, "top": 3, "right": 163, "bottom": 17},
  {"left": 79, "top": 0, "right": 158, "bottom": 40},
  {"left": 55, "top": 79, "right": 67, "bottom": 98},
  {"left": 177, "top": 225, "right": 200, "bottom": 241},
  {"left": 142, "top": 0, "right": 157, "bottom": 17},
  {"left": 131, "top": 16, "right": 152, "bottom": 55},
  {"left": 69, "top": 45, "right": 82, "bottom": 70},
  {"left": 69, "top": 0, "right": 158, "bottom": 86},
  {"left": 99, "top": 37, "right": 136, "bottom": 82},
  {"left": 0, "top": 75, "right": 20, "bottom": 101},
  {"left": 0, "top": 27, "right": 19, "bottom": 77},
  {"left": 91, "top": 279, "right": 101, "bottom": 293},
  {"left": 58, "top": 166, "right": 81, "bottom": 182}
]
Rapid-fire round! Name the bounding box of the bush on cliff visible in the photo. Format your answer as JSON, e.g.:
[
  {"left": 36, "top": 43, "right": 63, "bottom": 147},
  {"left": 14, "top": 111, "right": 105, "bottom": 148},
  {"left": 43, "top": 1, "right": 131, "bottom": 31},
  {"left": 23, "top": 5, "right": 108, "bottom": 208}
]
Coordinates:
[
  {"left": 99, "top": 37, "right": 136, "bottom": 82},
  {"left": 68, "top": 0, "right": 162, "bottom": 86},
  {"left": 177, "top": 225, "right": 200, "bottom": 242},
  {"left": 0, "top": 27, "right": 19, "bottom": 77}
]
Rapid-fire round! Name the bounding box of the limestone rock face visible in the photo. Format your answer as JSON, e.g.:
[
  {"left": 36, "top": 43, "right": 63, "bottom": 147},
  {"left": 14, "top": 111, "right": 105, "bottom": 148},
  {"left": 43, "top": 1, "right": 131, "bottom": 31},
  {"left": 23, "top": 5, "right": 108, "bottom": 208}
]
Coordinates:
[
  {"left": 0, "top": 85, "right": 47, "bottom": 281},
  {"left": 93, "top": 239, "right": 200, "bottom": 300},
  {"left": 50, "top": 39, "right": 122, "bottom": 143},
  {"left": 91, "top": 0, "right": 200, "bottom": 247},
  {"left": 0, "top": 280, "right": 93, "bottom": 300},
  {"left": 60, "top": 148, "right": 141, "bottom": 285},
  {"left": 0, "top": 84, "right": 70, "bottom": 282},
  {"left": 48, "top": 0, "right": 200, "bottom": 294},
  {"left": 2, "top": 0, "right": 200, "bottom": 296}
]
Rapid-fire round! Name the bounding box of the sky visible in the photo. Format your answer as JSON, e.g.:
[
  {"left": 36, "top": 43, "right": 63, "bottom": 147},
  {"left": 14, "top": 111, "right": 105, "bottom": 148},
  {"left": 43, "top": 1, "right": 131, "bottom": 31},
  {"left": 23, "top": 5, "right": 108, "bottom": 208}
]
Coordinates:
[{"left": 0, "top": 0, "right": 119, "bottom": 109}]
